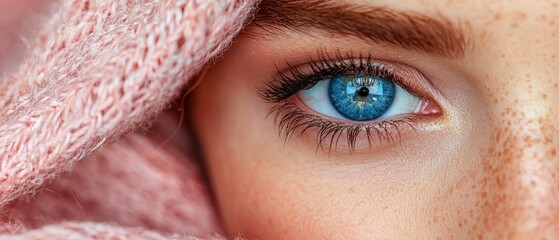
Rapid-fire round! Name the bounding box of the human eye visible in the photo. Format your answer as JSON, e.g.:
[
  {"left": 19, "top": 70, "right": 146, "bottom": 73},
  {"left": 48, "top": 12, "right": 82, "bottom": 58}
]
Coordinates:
[
  {"left": 257, "top": 50, "right": 442, "bottom": 152},
  {"left": 299, "top": 74, "right": 419, "bottom": 122}
]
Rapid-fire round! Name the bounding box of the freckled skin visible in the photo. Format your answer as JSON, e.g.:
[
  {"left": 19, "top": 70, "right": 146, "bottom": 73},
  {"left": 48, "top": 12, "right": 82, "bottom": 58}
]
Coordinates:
[
  {"left": 461, "top": 1, "right": 559, "bottom": 237},
  {"left": 190, "top": 0, "right": 559, "bottom": 239}
]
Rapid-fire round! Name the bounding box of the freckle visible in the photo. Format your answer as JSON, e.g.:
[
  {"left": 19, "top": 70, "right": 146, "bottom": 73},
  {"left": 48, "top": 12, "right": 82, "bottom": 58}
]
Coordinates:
[
  {"left": 514, "top": 12, "right": 527, "bottom": 20},
  {"left": 543, "top": 94, "right": 548, "bottom": 100},
  {"left": 551, "top": 149, "right": 557, "bottom": 157},
  {"left": 493, "top": 13, "right": 502, "bottom": 20},
  {"left": 530, "top": 180, "right": 537, "bottom": 188}
]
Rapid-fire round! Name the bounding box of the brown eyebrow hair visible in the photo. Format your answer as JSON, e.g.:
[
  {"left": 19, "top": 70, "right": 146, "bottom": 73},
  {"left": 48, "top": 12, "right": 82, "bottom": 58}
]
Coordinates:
[{"left": 250, "top": 0, "right": 468, "bottom": 58}]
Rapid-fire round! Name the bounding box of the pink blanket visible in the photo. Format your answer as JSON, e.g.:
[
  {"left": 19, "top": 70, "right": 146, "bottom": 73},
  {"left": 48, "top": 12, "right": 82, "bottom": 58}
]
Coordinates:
[{"left": 0, "top": 0, "right": 258, "bottom": 238}]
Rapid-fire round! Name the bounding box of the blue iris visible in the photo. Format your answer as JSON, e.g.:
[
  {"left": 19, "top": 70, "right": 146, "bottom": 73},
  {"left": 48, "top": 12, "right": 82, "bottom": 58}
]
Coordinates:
[{"left": 328, "top": 74, "right": 395, "bottom": 121}]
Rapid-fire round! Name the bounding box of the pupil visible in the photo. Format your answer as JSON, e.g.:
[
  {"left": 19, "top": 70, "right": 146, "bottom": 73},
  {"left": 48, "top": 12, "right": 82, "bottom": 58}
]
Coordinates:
[{"left": 357, "top": 87, "right": 369, "bottom": 97}]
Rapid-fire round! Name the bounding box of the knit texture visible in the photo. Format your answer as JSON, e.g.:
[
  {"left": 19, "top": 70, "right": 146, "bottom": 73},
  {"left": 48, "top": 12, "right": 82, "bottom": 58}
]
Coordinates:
[{"left": 0, "top": 0, "right": 258, "bottom": 238}]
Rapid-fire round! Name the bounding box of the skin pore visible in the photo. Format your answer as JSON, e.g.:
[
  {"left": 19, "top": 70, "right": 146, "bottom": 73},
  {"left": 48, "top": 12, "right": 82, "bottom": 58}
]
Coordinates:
[{"left": 190, "top": 0, "right": 559, "bottom": 239}]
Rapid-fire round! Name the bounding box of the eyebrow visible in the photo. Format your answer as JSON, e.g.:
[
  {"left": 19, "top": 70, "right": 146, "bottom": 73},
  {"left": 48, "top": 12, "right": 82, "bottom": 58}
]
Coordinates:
[{"left": 250, "top": 0, "right": 468, "bottom": 58}]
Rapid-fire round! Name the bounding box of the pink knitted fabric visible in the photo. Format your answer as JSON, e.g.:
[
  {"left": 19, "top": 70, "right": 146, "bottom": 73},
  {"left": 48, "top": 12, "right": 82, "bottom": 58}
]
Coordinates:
[{"left": 0, "top": 0, "right": 259, "bottom": 239}]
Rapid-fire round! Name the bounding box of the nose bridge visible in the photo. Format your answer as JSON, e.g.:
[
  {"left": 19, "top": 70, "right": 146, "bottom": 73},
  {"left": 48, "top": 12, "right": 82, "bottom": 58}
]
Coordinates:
[{"left": 477, "top": 71, "right": 559, "bottom": 237}]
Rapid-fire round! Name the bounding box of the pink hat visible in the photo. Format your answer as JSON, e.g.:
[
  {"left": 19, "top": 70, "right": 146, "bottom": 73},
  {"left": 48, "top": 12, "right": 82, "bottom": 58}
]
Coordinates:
[{"left": 0, "top": 0, "right": 259, "bottom": 238}]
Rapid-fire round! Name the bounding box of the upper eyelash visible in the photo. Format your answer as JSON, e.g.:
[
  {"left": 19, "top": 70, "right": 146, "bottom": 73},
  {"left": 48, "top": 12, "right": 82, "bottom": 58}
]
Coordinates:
[{"left": 257, "top": 50, "right": 418, "bottom": 103}]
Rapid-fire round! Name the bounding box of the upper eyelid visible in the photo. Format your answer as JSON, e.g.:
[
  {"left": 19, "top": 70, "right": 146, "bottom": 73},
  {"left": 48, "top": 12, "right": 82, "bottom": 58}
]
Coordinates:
[{"left": 258, "top": 50, "right": 437, "bottom": 106}]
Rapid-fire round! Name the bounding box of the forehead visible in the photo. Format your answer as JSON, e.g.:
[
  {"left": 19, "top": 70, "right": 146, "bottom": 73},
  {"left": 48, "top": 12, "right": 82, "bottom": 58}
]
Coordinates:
[{"left": 350, "top": 0, "right": 557, "bottom": 14}]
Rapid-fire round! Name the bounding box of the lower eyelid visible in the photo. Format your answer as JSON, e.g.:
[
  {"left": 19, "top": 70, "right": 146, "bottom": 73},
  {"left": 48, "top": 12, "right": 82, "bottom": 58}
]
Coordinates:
[{"left": 269, "top": 101, "right": 424, "bottom": 153}]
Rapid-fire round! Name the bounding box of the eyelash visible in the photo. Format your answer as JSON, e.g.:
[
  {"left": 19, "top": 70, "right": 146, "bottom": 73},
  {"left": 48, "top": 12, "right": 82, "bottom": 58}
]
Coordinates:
[
  {"left": 258, "top": 51, "right": 431, "bottom": 152},
  {"left": 259, "top": 52, "right": 421, "bottom": 103}
]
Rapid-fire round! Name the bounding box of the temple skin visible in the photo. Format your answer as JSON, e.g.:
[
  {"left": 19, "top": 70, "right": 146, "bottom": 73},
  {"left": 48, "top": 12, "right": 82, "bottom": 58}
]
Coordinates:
[{"left": 190, "top": 0, "right": 559, "bottom": 239}]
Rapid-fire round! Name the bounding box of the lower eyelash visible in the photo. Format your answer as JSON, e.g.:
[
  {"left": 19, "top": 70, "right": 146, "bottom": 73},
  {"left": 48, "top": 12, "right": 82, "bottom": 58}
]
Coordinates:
[{"left": 270, "top": 102, "right": 417, "bottom": 152}]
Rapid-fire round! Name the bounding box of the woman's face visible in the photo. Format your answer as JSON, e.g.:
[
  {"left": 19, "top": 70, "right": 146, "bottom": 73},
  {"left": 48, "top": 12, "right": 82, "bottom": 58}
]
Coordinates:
[{"left": 190, "top": 0, "right": 559, "bottom": 238}]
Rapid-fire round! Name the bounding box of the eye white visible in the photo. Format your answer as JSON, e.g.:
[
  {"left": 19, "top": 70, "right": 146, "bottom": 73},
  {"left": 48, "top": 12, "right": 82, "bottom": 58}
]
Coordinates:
[{"left": 298, "top": 78, "right": 421, "bottom": 121}]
